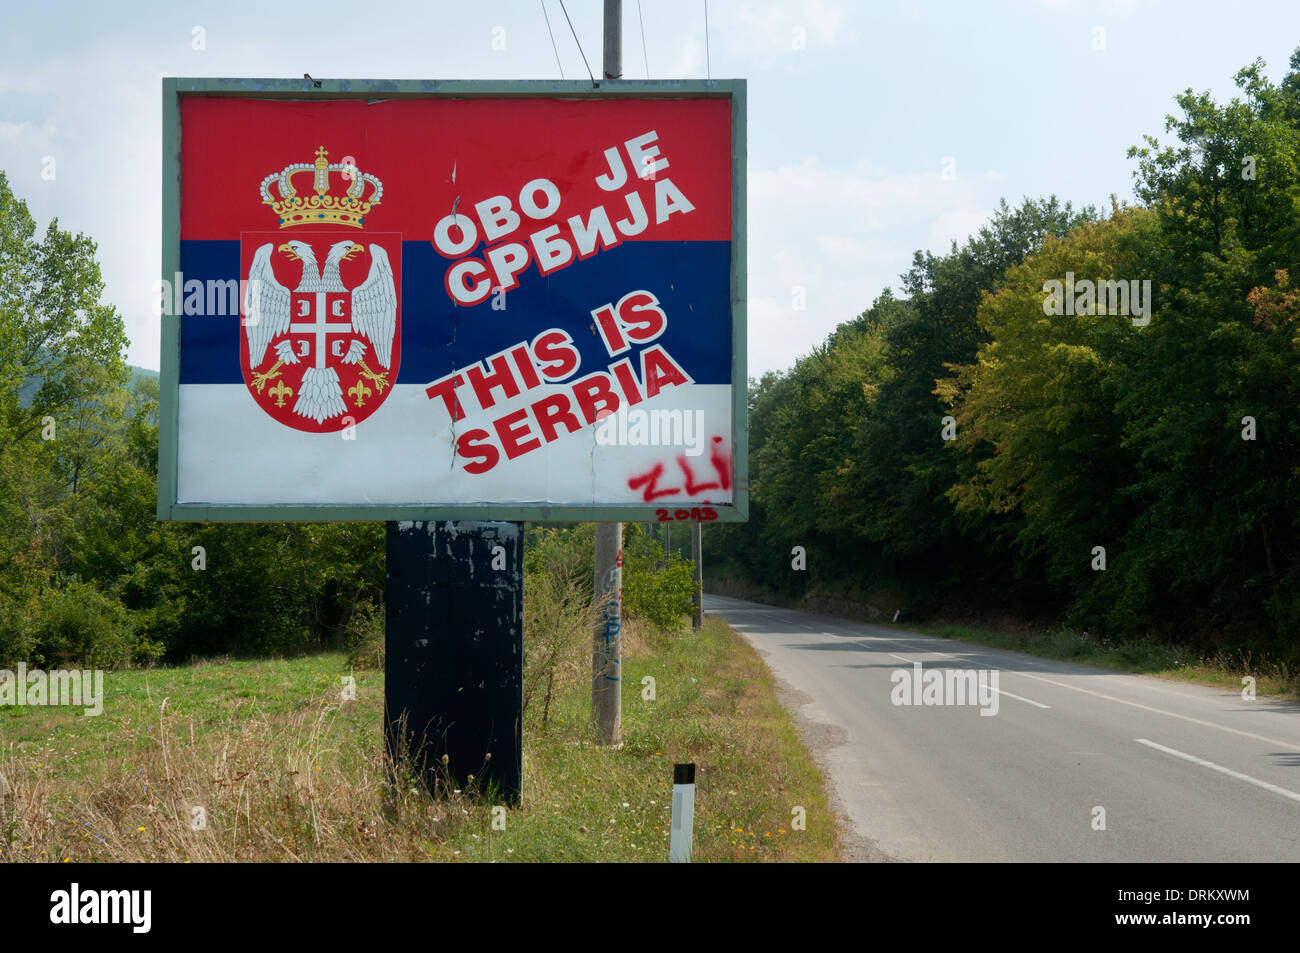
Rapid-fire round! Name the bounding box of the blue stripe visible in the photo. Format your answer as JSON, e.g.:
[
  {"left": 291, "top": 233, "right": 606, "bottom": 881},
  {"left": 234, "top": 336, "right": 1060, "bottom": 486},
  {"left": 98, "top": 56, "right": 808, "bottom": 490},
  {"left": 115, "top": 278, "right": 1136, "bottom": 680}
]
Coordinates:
[{"left": 178, "top": 240, "right": 732, "bottom": 385}]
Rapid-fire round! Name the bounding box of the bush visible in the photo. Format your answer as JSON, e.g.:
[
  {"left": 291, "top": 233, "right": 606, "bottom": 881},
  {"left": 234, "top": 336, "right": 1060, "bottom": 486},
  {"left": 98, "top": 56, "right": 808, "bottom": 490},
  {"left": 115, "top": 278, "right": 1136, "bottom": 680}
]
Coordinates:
[
  {"left": 622, "top": 525, "right": 696, "bottom": 633},
  {"left": 345, "top": 601, "right": 385, "bottom": 670},
  {"left": 29, "top": 580, "right": 135, "bottom": 669},
  {"left": 523, "top": 561, "right": 597, "bottom": 730}
]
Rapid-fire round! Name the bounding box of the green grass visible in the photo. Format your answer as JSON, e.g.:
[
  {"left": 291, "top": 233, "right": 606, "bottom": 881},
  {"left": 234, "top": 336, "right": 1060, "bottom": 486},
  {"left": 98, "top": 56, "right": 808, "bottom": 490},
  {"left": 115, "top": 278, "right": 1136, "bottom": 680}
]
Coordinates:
[
  {"left": 500, "top": 615, "right": 842, "bottom": 861},
  {"left": 0, "top": 657, "right": 381, "bottom": 783},
  {"left": 0, "top": 617, "right": 842, "bottom": 862}
]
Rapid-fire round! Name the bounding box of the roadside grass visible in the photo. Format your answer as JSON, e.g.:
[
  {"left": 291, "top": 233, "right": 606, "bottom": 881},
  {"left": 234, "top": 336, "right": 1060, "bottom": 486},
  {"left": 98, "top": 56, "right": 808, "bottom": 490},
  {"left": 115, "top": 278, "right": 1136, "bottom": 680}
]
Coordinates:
[
  {"left": 0, "top": 617, "right": 841, "bottom": 862},
  {"left": 706, "top": 577, "right": 1298, "bottom": 702}
]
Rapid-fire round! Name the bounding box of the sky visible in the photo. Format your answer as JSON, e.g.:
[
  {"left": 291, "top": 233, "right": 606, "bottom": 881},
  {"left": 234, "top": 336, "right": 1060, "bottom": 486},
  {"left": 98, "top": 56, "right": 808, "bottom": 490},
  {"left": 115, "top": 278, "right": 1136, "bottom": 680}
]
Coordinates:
[{"left": 2, "top": 0, "right": 1299, "bottom": 377}]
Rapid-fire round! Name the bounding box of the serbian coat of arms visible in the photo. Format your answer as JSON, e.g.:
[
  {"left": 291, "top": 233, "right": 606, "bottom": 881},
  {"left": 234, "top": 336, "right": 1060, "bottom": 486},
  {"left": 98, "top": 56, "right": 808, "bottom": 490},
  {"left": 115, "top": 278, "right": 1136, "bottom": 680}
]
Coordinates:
[{"left": 240, "top": 146, "right": 401, "bottom": 433}]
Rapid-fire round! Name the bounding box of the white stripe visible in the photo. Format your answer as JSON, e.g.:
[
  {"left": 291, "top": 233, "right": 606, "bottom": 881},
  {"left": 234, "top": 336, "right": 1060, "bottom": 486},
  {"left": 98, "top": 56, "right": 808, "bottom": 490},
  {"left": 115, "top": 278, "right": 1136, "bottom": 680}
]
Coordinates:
[
  {"left": 1015, "top": 672, "right": 1300, "bottom": 752},
  {"left": 992, "top": 688, "right": 1050, "bottom": 709},
  {"left": 177, "top": 382, "right": 733, "bottom": 504},
  {"left": 886, "top": 653, "right": 1050, "bottom": 708},
  {"left": 830, "top": 625, "right": 1299, "bottom": 752},
  {"left": 1136, "top": 739, "right": 1300, "bottom": 805}
]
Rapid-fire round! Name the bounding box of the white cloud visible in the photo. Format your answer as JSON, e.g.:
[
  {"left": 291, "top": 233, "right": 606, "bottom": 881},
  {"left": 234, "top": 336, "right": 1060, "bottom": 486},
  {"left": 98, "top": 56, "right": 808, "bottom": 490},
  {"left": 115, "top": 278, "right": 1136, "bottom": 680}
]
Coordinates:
[
  {"left": 725, "top": 0, "right": 853, "bottom": 56},
  {"left": 663, "top": 30, "right": 706, "bottom": 77},
  {"left": 0, "top": 118, "right": 57, "bottom": 147},
  {"left": 744, "top": 156, "right": 995, "bottom": 375},
  {"left": 1037, "top": 0, "right": 1140, "bottom": 14}
]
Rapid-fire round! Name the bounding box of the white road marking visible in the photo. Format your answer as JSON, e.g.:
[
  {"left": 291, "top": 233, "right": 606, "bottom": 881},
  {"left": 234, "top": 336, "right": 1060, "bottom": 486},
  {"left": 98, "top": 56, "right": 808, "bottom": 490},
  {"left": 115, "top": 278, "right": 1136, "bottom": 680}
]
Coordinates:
[
  {"left": 1136, "top": 739, "right": 1300, "bottom": 805},
  {"left": 1015, "top": 672, "right": 1300, "bottom": 751},
  {"left": 885, "top": 653, "right": 1050, "bottom": 708},
  {"left": 993, "top": 688, "right": 1051, "bottom": 709},
  {"left": 718, "top": 602, "right": 1300, "bottom": 750}
]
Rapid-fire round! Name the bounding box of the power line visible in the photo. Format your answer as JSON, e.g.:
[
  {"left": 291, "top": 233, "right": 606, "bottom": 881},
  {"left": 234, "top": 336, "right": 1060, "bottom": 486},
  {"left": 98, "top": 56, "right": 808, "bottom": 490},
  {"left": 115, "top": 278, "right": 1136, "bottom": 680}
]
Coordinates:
[
  {"left": 541, "top": 0, "right": 565, "bottom": 79},
  {"left": 637, "top": 0, "right": 649, "bottom": 78},
  {"left": 704, "top": 0, "right": 711, "bottom": 80},
  {"left": 559, "top": 0, "right": 596, "bottom": 84}
]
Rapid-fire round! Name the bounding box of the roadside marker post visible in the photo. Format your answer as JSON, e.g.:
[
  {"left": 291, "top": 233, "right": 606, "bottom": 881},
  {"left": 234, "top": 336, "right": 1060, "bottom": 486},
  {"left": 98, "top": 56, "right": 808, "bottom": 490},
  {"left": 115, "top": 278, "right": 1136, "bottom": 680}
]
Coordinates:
[{"left": 669, "top": 762, "right": 696, "bottom": 862}]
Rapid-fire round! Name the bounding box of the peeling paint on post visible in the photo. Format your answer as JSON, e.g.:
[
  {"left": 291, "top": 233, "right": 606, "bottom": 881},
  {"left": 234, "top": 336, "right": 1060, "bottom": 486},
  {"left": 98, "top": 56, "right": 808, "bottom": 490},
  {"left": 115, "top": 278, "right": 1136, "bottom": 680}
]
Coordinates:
[{"left": 385, "top": 520, "right": 523, "bottom": 803}]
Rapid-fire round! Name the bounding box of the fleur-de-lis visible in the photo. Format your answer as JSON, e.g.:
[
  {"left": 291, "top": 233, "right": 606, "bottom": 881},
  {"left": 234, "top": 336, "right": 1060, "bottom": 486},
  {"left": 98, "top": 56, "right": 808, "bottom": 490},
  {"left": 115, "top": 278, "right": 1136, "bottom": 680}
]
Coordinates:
[
  {"left": 269, "top": 379, "right": 293, "bottom": 408},
  {"left": 348, "top": 379, "right": 372, "bottom": 407}
]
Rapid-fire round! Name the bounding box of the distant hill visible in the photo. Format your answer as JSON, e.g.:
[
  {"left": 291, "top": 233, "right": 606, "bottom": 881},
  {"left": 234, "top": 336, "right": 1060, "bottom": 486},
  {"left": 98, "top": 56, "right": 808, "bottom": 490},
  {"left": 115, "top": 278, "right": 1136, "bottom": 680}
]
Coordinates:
[{"left": 18, "top": 364, "right": 157, "bottom": 409}]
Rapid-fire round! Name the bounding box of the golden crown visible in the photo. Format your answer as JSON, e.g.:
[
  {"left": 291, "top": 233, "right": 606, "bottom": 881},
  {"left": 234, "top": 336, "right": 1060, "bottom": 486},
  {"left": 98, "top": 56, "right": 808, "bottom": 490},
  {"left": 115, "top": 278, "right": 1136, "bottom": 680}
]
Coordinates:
[{"left": 260, "top": 146, "right": 383, "bottom": 229}]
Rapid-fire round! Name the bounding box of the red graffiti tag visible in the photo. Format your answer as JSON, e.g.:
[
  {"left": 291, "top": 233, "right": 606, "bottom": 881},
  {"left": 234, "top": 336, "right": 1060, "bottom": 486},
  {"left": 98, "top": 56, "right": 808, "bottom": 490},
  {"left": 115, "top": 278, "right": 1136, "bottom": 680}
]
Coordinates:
[
  {"left": 627, "top": 462, "right": 679, "bottom": 501},
  {"left": 628, "top": 435, "right": 732, "bottom": 510},
  {"left": 655, "top": 506, "right": 718, "bottom": 522}
]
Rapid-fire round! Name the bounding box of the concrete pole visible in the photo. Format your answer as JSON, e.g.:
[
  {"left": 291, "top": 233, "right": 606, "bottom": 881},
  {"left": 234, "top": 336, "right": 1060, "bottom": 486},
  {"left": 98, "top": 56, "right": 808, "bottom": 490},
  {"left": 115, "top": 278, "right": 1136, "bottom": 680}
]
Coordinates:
[
  {"left": 692, "top": 522, "right": 703, "bottom": 631},
  {"left": 593, "top": 523, "right": 622, "bottom": 745},
  {"left": 592, "top": 0, "right": 624, "bottom": 746},
  {"left": 602, "top": 0, "right": 622, "bottom": 80}
]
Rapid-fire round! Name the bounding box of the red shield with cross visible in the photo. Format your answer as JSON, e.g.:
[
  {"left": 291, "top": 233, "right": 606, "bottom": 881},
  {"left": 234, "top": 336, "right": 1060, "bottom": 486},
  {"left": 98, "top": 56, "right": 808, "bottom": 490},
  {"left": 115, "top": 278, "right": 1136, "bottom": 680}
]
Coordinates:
[{"left": 239, "top": 231, "right": 402, "bottom": 433}]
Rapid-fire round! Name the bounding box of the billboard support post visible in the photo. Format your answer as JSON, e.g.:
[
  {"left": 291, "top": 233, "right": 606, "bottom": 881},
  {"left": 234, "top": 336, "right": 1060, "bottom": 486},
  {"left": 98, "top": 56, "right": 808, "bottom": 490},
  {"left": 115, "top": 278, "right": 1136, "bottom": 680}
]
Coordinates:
[{"left": 384, "top": 521, "right": 523, "bottom": 804}]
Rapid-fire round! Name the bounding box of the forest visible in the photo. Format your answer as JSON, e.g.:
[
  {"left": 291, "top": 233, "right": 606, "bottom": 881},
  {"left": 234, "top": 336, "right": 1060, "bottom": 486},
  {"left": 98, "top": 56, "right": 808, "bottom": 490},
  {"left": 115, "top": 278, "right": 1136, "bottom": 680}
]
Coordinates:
[{"left": 707, "top": 51, "right": 1300, "bottom": 663}]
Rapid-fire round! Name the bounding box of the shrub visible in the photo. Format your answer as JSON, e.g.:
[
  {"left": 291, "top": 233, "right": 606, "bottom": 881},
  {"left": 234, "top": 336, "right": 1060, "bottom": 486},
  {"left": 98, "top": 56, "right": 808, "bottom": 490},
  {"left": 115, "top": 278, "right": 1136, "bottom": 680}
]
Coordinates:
[
  {"left": 622, "top": 525, "right": 696, "bottom": 634},
  {"left": 523, "top": 562, "right": 597, "bottom": 730},
  {"left": 29, "top": 580, "right": 135, "bottom": 669},
  {"left": 345, "top": 601, "right": 385, "bottom": 671}
]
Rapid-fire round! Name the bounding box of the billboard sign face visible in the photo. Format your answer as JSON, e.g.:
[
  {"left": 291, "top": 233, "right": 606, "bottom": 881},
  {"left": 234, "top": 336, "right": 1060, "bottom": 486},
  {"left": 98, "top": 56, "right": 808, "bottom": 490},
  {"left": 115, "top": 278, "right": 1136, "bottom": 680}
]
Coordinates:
[{"left": 158, "top": 79, "right": 746, "bottom": 522}]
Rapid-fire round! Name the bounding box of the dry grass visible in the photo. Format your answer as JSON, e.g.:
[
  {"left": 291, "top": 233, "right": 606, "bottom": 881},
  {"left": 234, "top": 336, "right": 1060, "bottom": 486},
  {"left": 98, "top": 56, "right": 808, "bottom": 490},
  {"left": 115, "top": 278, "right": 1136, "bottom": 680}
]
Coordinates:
[
  {"left": 0, "top": 683, "right": 486, "bottom": 862},
  {"left": 0, "top": 614, "right": 844, "bottom": 862}
]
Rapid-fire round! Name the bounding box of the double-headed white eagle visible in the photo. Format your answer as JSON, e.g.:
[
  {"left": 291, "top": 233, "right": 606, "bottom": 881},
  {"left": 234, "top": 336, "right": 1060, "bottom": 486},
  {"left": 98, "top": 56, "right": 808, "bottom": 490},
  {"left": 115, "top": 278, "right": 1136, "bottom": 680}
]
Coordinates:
[{"left": 243, "top": 239, "right": 397, "bottom": 424}]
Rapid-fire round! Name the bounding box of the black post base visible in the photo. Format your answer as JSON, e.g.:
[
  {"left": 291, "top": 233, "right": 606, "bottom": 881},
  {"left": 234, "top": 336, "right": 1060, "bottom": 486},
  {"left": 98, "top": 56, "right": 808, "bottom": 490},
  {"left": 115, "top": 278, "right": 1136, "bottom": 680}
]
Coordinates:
[{"left": 384, "top": 520, "right": 523, "bottom": 804}]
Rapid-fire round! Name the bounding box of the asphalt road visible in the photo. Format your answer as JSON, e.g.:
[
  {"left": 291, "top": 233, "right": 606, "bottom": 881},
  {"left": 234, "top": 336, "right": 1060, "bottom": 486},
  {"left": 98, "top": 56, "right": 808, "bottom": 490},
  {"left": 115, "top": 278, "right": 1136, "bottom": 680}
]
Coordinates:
[{"left": 705, "top": 594, "right": 1300, "bottom": 862}]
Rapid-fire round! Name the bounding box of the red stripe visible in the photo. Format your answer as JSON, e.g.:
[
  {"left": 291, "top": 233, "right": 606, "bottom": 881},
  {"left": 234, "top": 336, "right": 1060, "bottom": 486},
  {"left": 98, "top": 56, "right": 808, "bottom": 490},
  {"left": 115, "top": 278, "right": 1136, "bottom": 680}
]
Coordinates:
[{"left": 180, "top": 97, "right": 731, "bottom": 242}]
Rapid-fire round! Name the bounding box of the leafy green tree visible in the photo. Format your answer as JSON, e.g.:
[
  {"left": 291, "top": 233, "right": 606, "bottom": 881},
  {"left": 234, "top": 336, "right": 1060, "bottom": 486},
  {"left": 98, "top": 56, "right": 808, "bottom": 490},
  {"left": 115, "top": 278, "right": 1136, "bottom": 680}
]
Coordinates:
[{"left": 0, "top": 171, "right": 127, "bottom": 449}]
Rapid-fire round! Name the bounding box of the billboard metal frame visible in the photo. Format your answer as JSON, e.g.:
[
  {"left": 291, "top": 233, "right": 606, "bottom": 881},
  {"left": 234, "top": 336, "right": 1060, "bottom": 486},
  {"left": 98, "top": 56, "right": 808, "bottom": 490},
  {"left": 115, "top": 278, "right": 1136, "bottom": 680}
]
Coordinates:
[{"left": 158, "top": 77, "right": 746, "bottom": 523}]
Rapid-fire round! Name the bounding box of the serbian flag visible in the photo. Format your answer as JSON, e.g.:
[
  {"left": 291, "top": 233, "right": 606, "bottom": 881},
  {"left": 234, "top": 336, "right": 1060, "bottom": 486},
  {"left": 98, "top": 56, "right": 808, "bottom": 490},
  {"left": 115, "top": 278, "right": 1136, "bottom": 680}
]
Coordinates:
[{"left": 175, "top": 94, "right": 734, "bottom": 509}]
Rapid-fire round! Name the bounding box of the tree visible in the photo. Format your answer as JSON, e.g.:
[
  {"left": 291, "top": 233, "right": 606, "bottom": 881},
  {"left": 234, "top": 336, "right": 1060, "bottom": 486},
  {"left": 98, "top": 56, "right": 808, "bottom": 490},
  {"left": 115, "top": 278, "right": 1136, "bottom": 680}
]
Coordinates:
[{"left": 0, "top": 171, "right": 128, "bottom": 449}]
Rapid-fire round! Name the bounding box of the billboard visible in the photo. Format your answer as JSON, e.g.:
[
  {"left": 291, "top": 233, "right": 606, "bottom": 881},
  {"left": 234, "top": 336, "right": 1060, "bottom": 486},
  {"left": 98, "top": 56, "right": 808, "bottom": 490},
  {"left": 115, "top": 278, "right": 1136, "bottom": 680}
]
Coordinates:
[{"left": 158, "top": 79, "right": 746, "bottom": 523}]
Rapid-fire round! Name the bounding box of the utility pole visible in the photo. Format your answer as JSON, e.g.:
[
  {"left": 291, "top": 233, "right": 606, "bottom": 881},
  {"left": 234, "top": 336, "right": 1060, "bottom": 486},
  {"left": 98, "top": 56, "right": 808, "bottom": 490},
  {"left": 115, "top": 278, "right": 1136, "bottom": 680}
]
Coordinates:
[
  {"left": 593, "top": 523, "right": 622, "bottom": 745},
  {"left": 692, "top": 522, "right": 703, "bottom": 630},
  {"left": 592, "top": 0, "right": 624, "bottom": 747},
  {"left": 603, "top": 0, "right": 622, "bottom": 80}
]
